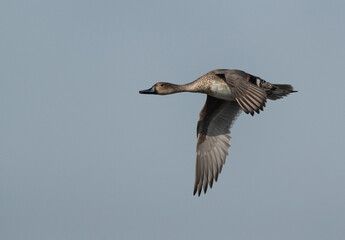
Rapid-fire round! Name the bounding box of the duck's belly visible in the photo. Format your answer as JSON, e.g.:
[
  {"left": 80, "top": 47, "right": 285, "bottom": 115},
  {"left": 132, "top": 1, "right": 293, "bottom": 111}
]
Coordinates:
[{"left": 209, "top": 82, "right": 235, "bottom": 101}]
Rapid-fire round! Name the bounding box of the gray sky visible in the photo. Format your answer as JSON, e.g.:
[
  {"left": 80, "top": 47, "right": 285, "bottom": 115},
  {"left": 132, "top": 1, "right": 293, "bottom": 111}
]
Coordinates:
[{"left": 1, "top": 0, "right": 345, "bottom": 239}]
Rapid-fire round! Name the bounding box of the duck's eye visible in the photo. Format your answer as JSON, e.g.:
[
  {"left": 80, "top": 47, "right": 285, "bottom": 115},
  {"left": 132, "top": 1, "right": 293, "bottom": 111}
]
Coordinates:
[{"left": 160, "top": 84, "right": 165, "bottom": 87}]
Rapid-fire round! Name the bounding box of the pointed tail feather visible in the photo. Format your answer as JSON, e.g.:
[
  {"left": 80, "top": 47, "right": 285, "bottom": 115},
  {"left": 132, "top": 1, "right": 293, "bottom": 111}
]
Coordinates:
[{"left": 267, "top": 84, "right": 297, "bottom": 100}]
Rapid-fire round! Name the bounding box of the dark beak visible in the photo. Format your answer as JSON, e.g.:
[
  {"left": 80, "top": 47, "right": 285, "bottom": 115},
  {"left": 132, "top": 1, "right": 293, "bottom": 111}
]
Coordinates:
[{"left": 139, "top": 86, "right": 157, "bottom": 94}]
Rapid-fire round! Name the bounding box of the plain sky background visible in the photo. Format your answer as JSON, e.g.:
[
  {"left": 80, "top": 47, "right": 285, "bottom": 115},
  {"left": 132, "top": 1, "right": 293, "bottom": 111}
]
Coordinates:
[{"left": 1, "top": 0, "right": 345, "bottom": 239}]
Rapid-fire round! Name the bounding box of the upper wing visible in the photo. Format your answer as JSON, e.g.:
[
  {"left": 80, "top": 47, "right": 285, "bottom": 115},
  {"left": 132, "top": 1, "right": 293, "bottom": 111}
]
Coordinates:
[
  {"left": 224, "top": 71, "right": 267, "bottom": 115},
  {"left": 194, "top": 96, "right": 242, "bottom": 196}
]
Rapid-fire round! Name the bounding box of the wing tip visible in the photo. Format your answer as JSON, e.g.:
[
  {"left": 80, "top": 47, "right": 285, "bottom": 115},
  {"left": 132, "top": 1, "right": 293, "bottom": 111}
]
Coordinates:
[{"left": 193, "top": 175, "right": 220, "bottom": 196}]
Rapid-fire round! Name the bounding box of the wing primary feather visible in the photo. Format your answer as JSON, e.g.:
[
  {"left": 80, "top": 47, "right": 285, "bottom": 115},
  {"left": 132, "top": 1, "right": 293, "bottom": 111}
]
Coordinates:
[
  {"left": 244, "top": 96, "right": 260, "bottom": 114},
  {"left": 236, "top": 99, "right": 249, "bottom": 114},
  {"left": 241, "top": 97, "right": 256, "bottom": 114},
  {"left": 246, "top": 92, "right": 263, "bottom": 109},
  {"left": 238, "top": 98, "right": 254, "bottom": 115},
  {"left": 248, "top": 86, "right": 266, "bottom": 96},
  {"left": 210, "top": 177, "right": 214, "bottom": 188},
  {"left": 198, "top": 182, "right": 202, "bottom": 196}
]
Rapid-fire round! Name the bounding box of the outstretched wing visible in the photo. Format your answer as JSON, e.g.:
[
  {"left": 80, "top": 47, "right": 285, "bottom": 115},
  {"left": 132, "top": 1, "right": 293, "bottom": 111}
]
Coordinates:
[
  {"left": 224, "top": 71, "right": 267, "bottom": 115},
  {"left": 194, "top": 96, "right": 242, "bottom": 196}
]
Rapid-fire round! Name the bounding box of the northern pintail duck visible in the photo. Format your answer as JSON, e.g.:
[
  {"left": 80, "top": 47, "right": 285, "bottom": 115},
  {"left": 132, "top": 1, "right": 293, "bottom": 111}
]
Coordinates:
[{"left": 139, "top": 69, "right": 297, "bottom": 196}]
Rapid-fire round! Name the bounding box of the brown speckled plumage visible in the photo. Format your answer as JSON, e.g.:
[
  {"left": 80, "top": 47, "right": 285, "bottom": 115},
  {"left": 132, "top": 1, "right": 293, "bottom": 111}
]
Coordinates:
[{"left": 139, "top": 69, "right": 297, "bottom": 196}]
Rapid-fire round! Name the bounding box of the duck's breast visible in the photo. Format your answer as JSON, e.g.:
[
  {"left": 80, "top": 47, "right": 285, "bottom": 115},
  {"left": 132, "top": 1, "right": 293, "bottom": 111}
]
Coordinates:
[{"left": 208, "top": 80, "right": 235, "bottom": 101}]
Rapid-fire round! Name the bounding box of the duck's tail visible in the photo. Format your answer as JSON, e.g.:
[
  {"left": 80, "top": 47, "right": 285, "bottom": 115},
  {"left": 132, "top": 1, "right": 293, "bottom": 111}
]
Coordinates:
[{"left": 265, "top": 83, "right": 297, "bottom": 100}]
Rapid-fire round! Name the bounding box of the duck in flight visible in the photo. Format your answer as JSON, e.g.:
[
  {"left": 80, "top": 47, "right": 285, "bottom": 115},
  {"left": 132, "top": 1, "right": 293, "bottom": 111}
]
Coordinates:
[{"left": 139, "top": 69, "right": 297, "bottom": 196}]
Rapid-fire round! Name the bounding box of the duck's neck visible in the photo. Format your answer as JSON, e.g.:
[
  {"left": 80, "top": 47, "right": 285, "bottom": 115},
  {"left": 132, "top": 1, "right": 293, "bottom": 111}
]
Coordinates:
[{"left": 175, "top": 80, "right": 204, "bottom": 93}]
